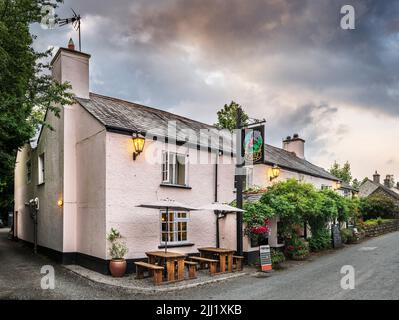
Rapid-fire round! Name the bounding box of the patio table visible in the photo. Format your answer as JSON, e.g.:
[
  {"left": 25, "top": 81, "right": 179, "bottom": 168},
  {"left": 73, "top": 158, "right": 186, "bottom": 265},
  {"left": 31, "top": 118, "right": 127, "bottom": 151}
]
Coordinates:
[
  {"left": 198, "top": 247, "right": 236, "bottom": 273},
  {"left": 146, "top": 251, "right": 186, "bottom": 283}
]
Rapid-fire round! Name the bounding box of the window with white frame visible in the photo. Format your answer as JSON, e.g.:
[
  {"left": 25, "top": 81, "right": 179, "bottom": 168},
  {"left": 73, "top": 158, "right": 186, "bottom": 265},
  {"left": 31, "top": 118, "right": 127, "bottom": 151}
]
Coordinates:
[
  {"left": 161, "top": 211, "right": 189, "bottom": 244},
  {"left": 26, "top": 160, "right": 32, "bottom": 184},
  {"left": 162, "top": 151, "right": 187, "bottom": 186},
  {"left": 38, "top": 153, "right": 45, "bottom": 185}
]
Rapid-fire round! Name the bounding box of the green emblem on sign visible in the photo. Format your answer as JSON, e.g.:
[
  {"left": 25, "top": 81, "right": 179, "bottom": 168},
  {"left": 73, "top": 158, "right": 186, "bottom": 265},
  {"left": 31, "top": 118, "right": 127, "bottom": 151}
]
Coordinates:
[{"left": 244, "top": 130, "right": 263, "bottom": 163}]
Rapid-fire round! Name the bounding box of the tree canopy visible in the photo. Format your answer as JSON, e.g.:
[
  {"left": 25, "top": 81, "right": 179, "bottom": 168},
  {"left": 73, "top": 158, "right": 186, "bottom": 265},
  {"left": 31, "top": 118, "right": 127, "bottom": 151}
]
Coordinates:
[
  {"left": 215, "top": 101, "right": 249, "bottom": 132},
  {"left": 329, "top": 161, "right": 352, "bottom": 184},
  {"left": 0, "top": 0, "right": 73, "bottom": 216}
]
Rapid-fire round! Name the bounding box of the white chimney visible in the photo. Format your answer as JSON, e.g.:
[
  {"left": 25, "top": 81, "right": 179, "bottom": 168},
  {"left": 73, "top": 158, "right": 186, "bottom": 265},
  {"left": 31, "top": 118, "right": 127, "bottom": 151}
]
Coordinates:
[
  {"left": 50, "top": 39, "right": 91, "bottom": 99},
  {"left": 283, "top": 134, "right": 305, "bottom": 159}
]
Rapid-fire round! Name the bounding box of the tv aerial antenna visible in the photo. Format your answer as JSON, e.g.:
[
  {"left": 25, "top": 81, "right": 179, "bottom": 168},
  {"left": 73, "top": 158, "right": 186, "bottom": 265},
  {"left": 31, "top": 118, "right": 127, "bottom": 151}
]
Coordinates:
[{"left": 57, "top": 9, "right": 82, "bottom": 51}]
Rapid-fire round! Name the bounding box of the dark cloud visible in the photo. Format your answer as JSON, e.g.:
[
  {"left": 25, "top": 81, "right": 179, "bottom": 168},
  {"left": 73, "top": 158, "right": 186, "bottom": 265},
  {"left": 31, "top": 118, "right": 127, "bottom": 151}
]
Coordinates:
[{"left": 30, "top": 0, "right": 399, "bottom": 176}]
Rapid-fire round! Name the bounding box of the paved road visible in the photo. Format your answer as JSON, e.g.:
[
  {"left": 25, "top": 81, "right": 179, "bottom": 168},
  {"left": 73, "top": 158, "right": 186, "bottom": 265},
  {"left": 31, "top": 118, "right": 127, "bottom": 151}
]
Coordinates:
[{"left": 1, "top": 228, "right": 399, "bottom": 300}]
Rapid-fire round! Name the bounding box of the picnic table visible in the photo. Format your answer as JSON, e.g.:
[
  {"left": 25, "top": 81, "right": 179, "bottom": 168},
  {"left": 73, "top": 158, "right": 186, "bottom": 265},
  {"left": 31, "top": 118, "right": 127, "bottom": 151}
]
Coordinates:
[
  {"left": 198, "top": 247, "right": 236, "bottom": 273},
  {"left": 146, "top": 251, "right": 186, "bottom": 283}
]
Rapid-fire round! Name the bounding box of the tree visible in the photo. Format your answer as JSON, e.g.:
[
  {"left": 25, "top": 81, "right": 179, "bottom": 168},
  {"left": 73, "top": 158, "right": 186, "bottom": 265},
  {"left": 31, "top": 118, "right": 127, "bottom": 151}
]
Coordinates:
[
  {"left": 352, "top": 178, "right": 361, "bottom": 189},
  {"left": 329, "top": 161, "right": 352, "bottom": 183},
  {"left": 360, "top": 194, "right": 396, "bottom": 220},
  {"left": 0, "top": 0, "right": 73, "bottom": 215},
  {"left": 215, "top": 101, "right": 249, "bottom": 132}
]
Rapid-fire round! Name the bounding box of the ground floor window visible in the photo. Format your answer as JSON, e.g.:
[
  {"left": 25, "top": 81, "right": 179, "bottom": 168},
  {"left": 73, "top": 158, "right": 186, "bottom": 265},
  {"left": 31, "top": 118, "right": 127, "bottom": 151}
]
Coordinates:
[{"left": 161, "top": 211, "right": 189, "bottom": 244}]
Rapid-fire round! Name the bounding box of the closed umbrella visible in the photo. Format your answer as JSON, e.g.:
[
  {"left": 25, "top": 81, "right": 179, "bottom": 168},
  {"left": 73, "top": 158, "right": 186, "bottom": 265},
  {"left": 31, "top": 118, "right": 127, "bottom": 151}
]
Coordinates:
[{"left": 137, "top": 199, "right": 198, "bottom": 253}]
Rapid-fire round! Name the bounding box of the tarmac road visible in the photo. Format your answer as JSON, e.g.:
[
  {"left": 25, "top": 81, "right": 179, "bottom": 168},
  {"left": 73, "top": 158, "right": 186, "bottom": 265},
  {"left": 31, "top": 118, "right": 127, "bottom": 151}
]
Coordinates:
[{"left": 1, "top": 228, "right": 399, "bottom": 300}]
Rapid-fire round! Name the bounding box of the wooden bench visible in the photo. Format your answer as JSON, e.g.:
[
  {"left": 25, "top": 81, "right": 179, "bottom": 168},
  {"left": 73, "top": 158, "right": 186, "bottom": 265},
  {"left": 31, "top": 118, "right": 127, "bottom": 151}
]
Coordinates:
[
  {"left": 184, "top": 261, "right": 198, "bottom": 279},
  {"left": 233, "top": 256, "right": 244, "bottom": 272},
  {"left": 189, "top": 256, "right": 218, "bottom": 275},
  {"left": 134, "top": 261, "right": 164, "bottom": 286}
]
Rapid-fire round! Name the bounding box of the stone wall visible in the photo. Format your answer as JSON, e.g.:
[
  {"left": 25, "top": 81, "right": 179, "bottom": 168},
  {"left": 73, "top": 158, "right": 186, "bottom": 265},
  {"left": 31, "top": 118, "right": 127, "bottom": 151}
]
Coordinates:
[{"left": 364, "top": 220, "right": 399, "bottom": 238}]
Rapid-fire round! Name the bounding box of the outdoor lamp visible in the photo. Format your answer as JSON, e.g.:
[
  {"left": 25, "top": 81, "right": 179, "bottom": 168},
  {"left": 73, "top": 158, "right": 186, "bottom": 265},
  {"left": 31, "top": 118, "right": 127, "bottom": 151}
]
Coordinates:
[
  {"left": 57, "top": 199, "right": 64, "bottom": 208},
  {"left": 270, "top": 164, "right": 281, "bottom": 181},
  {"left": 336, "top": 181, "right": 342, "bottom": 190},
  {"left": 132, "top": 132, "right": 145, "bottom": 161}
]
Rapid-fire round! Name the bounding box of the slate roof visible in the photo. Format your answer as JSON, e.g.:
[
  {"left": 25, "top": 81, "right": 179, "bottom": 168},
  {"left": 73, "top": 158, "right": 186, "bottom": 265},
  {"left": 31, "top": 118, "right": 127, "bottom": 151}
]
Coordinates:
[
  {"left": 264, "top": 144, "right": 339, "bottom": 181},
  {"left": 76, "top": 93, "right": 232, "bottom": 152},
  {"left": 363, "top": 179, "right": 399, "bottom": 200},
  {"left": 76, "top": 92, "right": 338, "bottom": 182},
  {"left": 340, "top": 181, "right": 359, "bottom": 192}
]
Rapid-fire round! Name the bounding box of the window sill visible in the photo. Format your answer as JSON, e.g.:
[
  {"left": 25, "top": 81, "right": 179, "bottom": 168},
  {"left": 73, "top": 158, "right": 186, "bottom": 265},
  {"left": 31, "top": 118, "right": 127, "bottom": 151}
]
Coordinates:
[
  {"left": 160, "top": 183, "right": 192, "bottom": 190},
  {"left": 37, "top": 182, "right": 45, "bottom": 187},
  {"left": 158, "top": 243, "right": 194, "bottom": 249}
]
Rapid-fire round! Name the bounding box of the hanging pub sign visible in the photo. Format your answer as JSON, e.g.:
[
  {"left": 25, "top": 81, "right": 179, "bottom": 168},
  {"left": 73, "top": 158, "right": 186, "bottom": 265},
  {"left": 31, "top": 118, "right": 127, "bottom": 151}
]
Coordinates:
[
  {"left": 242, "top": 125, "right": 265, "bottom": 165},
  {"left": 259, "top": 245, "right": 273, "bottom": 272}
]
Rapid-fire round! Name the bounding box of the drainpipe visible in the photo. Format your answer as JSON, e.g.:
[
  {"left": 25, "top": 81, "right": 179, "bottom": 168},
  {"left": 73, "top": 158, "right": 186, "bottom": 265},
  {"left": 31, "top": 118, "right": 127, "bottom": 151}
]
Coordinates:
[
  {"left": 236, "top": 108, "right": 244, "bottom": 256},
  {"left": 215, "top": 152, "right": 220, "bottom": 248}
]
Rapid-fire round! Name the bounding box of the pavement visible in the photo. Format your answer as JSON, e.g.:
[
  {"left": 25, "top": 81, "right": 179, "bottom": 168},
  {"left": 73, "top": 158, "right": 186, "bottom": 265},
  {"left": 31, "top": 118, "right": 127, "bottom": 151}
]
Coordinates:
[{"left": 1, "top": 228, "right": 399, "bottom": 300}]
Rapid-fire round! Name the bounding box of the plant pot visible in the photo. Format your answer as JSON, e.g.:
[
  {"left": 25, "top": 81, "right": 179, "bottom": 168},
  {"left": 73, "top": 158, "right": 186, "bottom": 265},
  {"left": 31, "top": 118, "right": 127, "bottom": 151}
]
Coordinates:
[{"left": 109, "top": 259, "right": 127, "bottom": 277}]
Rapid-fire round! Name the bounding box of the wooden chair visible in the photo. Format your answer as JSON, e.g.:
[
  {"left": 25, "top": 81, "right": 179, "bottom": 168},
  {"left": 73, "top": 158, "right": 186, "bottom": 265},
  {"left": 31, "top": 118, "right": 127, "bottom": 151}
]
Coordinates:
[
  {"left": 189, "top": 256, "right": 218, "bottom": 275},
  {"left": 184, "top": 261, "right": 198, "bottom": 279},
  {"left": 233, "top": 256, "right": 244, "bottom": 272},
  {"left": 134, "top": 261, "right": 164, "bottom": 286}
]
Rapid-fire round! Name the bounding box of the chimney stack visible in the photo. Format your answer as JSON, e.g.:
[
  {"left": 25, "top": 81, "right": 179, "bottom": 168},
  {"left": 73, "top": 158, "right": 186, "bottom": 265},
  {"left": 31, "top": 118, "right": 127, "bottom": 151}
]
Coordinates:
[
  {"left": 51, "top": 40, "right": 91, "bottom": 99},
  {"left": 283, "top": 134, "right": 305, "bottom": 159},
  {"left": 373, "top": 171, "right": 380, "bottom": 184},
  {"left": 384, "top": 175, "right": 394, "bottom": 189}
]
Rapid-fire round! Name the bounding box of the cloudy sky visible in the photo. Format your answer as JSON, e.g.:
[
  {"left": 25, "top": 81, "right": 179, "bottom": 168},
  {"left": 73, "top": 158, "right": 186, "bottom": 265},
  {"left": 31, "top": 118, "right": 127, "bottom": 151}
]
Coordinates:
[{"left": 32, "top": 0, "right": 399, "bottom": 182}]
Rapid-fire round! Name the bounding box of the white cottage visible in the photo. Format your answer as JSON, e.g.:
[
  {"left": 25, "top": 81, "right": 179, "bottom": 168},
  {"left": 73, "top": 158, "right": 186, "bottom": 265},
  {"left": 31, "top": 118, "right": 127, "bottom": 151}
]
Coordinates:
[{"left": 14, "top": 44, "right": 340, "bottom": 273}]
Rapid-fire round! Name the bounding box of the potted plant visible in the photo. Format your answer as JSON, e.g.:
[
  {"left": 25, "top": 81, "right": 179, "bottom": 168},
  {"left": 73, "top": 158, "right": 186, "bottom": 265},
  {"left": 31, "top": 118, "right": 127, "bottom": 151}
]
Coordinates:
[
  {"left": 284, "top": 235, "right": 309, "bottom": 261},
  {"left": 107, "top": 228, "right": 128, "bottom": 277}
]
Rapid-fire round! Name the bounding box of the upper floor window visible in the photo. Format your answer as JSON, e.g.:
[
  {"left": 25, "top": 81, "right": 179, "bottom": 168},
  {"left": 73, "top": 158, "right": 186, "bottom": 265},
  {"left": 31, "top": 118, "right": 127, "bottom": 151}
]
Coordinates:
[
  {"left": 321, "top": 185, "right": 332, "bottom": 190},
  {"left": 162, "top": 151, "right": 187, "bottom": 186},
  {"left": 26, "top": 160, "right": 32, "bottom": 184},
  {"left": 38, "top": 154, "right": 45, "bottom": 185}
]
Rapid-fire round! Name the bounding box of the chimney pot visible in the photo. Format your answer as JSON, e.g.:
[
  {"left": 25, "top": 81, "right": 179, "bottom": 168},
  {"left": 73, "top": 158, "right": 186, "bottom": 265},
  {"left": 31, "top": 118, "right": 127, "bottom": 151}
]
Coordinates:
[
  {"left": 68, "top": 38, "right": 75, "bottom": 51},
  {"left": 373, "top": 171, "right": 380, "bottom": 184},
  {"left": 293, "top": 133, "right": 299, "bottom": 139}
]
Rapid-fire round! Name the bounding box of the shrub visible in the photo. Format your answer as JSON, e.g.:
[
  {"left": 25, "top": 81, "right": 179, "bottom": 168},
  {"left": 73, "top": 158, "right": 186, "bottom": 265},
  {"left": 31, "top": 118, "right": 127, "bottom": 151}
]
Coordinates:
[
  {"left": 271, "top": 248, "right": 286, "bottom": 268},
  {"left": 285, "top": 236, "right": 309, "bottom": 260},
  {"left": 360, "top": 195, "right": 396, "bottom": 220},
  {"left": 309, "top": 229, "right": 332, "bottom": 252},
  {"left": 107, "top": 228, "right": 128, "bottom": 260},
  {"left": 363, "top": 218, "right": 392, "bottom": 226},
  {"left": 340, "top": 228, "right": 354, "bottom": 244}
]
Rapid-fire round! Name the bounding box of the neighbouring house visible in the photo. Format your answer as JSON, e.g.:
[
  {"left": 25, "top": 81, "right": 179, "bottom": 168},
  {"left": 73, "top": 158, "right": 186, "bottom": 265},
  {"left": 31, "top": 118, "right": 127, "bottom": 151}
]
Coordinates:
[
  {"left": 14, "top": 43, "right": 341, "bottom": 273},
  {"left": 337, "top": 182, "right": 359, "bottom": 198},
  {"left": 359, "top": 171, "right": 399, "bottom": 212}
]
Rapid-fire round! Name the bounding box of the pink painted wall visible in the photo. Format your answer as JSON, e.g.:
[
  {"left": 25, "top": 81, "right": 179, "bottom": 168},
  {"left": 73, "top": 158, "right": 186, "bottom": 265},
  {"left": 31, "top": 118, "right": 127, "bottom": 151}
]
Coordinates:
[{"left": 105, "top": 133, "right": 236, "bottom": 259}]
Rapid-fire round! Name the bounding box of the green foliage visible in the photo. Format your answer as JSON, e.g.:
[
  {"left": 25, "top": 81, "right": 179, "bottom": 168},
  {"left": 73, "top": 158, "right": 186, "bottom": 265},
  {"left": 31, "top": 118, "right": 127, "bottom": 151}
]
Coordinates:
[
  {"left": 242, "top": 200, "right": 275, "bottom": 238},
  {"left": 329, "top": 161, "right": 352, "bottom": 183},
  {"left": 260, "top": 179, "right": 321, "bottom": 237},
  {"left": 363, "top": 218, "right": 392, "bottom": 226},
  {"left": 352, "top": 178, "right": 361, "bottom": 190},
  {"left": 107, "top": 228, "right": 128, "bottom": 260},
  {"left": 0, "top": 0, "right": 73, "bottom": 212},
  {"left": 309, "top": 229, "right": 331, "bottom": 252},
  {"left": 215, "top": 101, "right": 249, "bottom": 132},
  {"left": 271, "top": 248, "right": 285, "bottom": 268},
  {"left": 340, "top": 228, "right": 355, "bottom": 244},
  {"left": 285, "top": 236, "right": 309, "bottom": 259},
  {"left": 360, "top": 194, "right": 396, "bottom": 219}
]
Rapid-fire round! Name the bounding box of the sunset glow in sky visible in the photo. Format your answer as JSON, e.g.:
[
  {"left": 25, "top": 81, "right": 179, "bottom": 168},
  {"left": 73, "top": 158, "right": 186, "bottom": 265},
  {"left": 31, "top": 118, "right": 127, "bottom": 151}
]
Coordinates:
[{"left": 32, "top": 0, "right": 399, "bottom": 181}]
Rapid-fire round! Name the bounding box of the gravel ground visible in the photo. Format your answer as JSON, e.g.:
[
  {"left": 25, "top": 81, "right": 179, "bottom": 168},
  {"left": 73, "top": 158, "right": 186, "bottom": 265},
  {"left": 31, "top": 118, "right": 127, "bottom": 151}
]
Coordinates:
[{"left": 1, "top": 228, "right": 399, "bottom": 300}]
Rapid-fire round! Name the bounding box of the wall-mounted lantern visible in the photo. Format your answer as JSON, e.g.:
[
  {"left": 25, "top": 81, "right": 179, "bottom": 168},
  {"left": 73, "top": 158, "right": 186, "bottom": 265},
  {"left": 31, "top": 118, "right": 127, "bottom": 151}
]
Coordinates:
[
  {"left": 132, "top": 132, "right": 145, "bottom": 161},
  {"left": 336, "top": 181, "right": 342, "bottom": 190},
  {"left": 57, "top": 199, "right": 64, "bottom": 208},
  {"left": 270, "top": 164, "right": 281, "bottom": 182}
]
